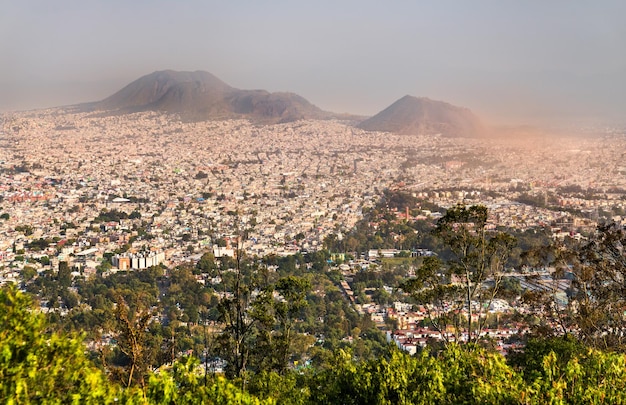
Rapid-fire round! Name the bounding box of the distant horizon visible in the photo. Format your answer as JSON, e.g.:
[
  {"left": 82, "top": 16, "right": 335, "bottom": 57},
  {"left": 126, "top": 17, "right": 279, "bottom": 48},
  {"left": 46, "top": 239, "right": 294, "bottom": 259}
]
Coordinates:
[
  {"left": 2, "top": 68, "right": 623, "bottom": 131},
  {"left": 2, "top": 1, "right": 625, "bottom": 128}
]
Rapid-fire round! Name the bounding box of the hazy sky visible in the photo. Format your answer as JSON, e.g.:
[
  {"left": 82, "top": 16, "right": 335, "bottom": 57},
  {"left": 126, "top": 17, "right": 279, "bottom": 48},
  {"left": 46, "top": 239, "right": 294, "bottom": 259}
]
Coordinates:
[{"left": 2, "top": 1, "right": 625, "bottom": 126}]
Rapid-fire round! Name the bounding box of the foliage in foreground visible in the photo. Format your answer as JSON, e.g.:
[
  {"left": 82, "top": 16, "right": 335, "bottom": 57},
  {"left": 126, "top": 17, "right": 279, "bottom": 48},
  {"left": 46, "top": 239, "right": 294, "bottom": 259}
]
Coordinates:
[
  {"left": 297, "top": 341, "right": 626, "bottom": 405},
  {"left": 0, "top": 285, "right": 268, "bottom": 405},
  {"left": 4, "top": 285, "right": 626, "bottom": 404},
  {"left": 0, "top": 284, "right": 117, "bottom": 404}
]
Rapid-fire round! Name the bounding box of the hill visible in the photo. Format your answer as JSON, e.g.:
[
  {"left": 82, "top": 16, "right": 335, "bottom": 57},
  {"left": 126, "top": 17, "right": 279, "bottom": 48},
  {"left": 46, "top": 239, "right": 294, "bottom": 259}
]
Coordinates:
[
  {"left": 358, "top": 95, "right": 485, "bottom": 137},
  {"left": 94, "top": 70, "right": 331, "bottom": 123}
]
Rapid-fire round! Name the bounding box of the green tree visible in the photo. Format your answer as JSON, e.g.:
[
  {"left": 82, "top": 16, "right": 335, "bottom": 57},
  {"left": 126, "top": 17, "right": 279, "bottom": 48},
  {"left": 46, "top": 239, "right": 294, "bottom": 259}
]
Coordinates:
[
  {"left": 0, "top": 284, "right": 118, "bottom": 403},
  {"left": 146, "top": 356, "right": 272, "bottom": 404},
  {"left": 402, "top": 204, "right": 516, "bottom": 345},
  {"left": 216, "top": 249, "right": 269, "bottom": 381},
  {"left": 551, "top": 222, "right": 626, "bottom": 351},
  {"left": 305, "top": 345, "right": 524, "bottom": 405},
  {"left": 57, "top": 261, "right": 72, "bottom": 288},
  {"left": 271, "top": 276, "right": 311, "bottom": 373},
  {"left": 109, "top": 293, "right": 157, "bottom": 390},
  {"left": 20, "top": 266, "right": 37, "bottom": 282},
  {"left": 196, "top": 251, "right": 218, "bottom": 275},
  {"left": 507, "top": 335, "right": 586, "bottom": 381},
  {"left": 519, "top": 342, "right": 626, "bottom": 404}
]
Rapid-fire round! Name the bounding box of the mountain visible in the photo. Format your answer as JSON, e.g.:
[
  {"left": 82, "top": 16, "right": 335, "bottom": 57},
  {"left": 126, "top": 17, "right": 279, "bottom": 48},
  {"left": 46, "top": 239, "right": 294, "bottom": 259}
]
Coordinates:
[
  {"left": 91, "top": 72, "right": 485, "bottom": 129},
  {"left": 94, "top": 70, "right": 330, "bottom": 123},
  {"left": 358, "top": 95, "right": 485, "bottom": 137}
]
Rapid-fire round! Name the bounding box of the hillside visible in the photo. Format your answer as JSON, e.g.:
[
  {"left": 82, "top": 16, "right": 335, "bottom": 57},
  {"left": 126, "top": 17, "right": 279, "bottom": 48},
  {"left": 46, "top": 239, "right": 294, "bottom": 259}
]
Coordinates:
[
  {"left": 94, "top": 70, "right": 330, "bottom": 123},
  {"left": 358, "top": 95, "right": 485, "bottom": 137}
]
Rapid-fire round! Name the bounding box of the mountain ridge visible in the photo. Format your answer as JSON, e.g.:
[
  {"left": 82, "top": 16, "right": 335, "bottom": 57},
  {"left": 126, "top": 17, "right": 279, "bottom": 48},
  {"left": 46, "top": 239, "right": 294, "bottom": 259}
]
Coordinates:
[
  {"left": 358, "top": 95, "right": 485, "bottom": 137},
  {"left": 93, "top": 70, "right": 331, "bottom": 123},
  {"left": 90, "top": 70, "right": 484, "bottom": 133}
]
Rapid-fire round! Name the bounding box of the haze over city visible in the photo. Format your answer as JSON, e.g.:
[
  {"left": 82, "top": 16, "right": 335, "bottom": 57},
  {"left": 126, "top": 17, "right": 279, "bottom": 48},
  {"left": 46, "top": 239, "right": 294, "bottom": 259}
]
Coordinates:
[
  {"left": 2, "top": 0, "right": 626, "bottom": 126},
  {"left": 6, "top": 2, "right": 626, "bottom": 403}
]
